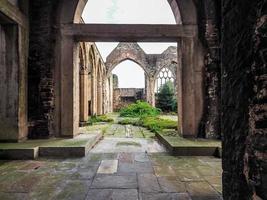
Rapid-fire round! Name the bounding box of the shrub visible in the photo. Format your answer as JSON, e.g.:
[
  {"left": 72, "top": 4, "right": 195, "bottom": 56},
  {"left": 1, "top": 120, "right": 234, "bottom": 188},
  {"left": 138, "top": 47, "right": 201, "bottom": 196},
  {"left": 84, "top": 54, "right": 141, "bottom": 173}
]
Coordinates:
[
  {"left": 118, "top": 116, "right": 177, "bottom": 133},
  {"left": 119, "top": 101, "right": 161, "bottom": 118},
  {"left": 141, "top": 117, "right": 177, "bottom": 133},
  {"left": 88, "top": 115, "right": 114, "bottom": 125}
]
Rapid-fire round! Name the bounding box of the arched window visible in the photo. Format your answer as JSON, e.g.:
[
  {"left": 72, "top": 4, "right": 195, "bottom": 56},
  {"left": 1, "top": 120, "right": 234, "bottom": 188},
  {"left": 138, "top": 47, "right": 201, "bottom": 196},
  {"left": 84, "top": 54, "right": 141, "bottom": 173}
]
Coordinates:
[{"left": 156, "top": 67, "right": 175, "bottom": 93}]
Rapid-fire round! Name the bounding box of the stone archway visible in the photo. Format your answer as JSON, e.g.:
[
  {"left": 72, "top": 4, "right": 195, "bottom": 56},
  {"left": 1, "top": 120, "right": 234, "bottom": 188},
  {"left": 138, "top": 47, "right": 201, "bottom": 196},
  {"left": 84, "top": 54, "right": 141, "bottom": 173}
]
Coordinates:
[
  {"left": 105, "top": 43, "right": 153, "bottom": 105},
  {"left": 56, "top": 0, "right": 204, "bottom": 138}
]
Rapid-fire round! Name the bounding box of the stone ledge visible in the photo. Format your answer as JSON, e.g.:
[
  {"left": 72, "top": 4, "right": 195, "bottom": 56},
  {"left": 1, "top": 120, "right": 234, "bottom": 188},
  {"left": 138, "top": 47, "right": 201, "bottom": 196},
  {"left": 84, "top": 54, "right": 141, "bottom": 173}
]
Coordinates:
[
  {"left": 0, "top": 148, "right": 39, "bottom": 160},
  {"left": 156, "top": 132, "right": 221, "bottom": 157},
  {"left": 39, "top": 133, "right": 103, "bottom": 158},
  {"left": 0, "top": 133, "right": 103, "bottom": 160}
]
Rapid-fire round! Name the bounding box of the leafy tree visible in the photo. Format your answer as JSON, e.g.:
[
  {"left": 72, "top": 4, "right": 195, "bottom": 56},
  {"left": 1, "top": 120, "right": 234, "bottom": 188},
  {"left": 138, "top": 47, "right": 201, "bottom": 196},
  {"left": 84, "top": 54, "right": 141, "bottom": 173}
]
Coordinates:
[{"left": 156, "top": 81, "right": 177, "bottom": 112}]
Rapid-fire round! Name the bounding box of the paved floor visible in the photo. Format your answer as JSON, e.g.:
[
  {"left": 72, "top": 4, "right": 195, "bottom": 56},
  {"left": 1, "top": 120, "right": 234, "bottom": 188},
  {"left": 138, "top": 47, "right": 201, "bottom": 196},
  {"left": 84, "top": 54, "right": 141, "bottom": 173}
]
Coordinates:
[{"left": 0, "top": 122, "right": 222, "bottom": 200}]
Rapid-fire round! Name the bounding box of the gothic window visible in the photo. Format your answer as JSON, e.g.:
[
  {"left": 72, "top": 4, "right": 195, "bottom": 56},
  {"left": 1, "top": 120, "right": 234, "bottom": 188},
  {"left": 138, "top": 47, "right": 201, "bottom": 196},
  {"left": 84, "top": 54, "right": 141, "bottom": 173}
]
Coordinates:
[{"left": 156, "top": 67, "right": 175, "bottom": 93}]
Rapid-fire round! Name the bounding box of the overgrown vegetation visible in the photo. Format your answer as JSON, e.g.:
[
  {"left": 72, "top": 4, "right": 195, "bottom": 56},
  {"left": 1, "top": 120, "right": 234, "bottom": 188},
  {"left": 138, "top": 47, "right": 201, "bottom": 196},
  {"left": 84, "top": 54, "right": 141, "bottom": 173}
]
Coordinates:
[
  {"left": 119, "top": 101, "right": 161, "bottom": 118},
  {"left": 156, "top": 81, "right": 177, "bottom": 112},
  {"left": 88, "top": 115, "right": 114, "bottom": 125},
  {"left": 119, "top": 116, "right": 177, "bottom": 133}
]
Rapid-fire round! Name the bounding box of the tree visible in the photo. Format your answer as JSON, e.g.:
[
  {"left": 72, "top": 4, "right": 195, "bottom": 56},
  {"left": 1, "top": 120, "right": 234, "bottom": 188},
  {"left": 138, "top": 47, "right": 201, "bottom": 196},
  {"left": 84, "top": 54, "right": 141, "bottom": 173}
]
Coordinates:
[{"left": 156, "top": 81, "right": 177, "bottom": 112}]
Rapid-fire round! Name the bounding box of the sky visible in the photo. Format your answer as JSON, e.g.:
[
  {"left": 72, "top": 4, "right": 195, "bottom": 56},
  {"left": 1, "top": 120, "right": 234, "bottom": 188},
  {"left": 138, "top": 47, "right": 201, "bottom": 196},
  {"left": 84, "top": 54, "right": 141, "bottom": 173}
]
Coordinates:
[{"left": 82, "top": 0, "right": 177, "bottom": 88}]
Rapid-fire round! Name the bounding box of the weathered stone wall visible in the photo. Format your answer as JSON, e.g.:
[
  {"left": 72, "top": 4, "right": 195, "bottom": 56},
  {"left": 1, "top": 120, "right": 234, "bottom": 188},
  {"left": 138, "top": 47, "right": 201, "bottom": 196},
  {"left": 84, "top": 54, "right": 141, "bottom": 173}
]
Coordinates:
[
  {"left": 0, "top": 1, "right": 28, "bottom": 142},
  {"left": 222, "top": 0, "right": 267, "bottom": 199},
  {"left": 106, "top": 43, "right": 178, "bottom": 108},
  {"left": 28, "top": 0, "right": 58, "bottom": 138},
  {"left": 0, "top": 25, "right": 19, "bottom": 141},
  {"left": 197, "top": 0, "right": 221, "bottom": 139},
  {"left": 245, "top": 2, "right": 267, "bottom": 199},
  {"left": 113, "top": 88, "right": 145, "bottom": 111}
]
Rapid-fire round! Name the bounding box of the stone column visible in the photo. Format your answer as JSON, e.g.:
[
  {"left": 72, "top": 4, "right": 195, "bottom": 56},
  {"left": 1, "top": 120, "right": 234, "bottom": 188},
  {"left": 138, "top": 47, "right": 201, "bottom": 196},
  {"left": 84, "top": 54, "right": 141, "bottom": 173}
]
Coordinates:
[
  {"left": 102, "top": 76, "right": 108, "bottom": 114},
  {"left": 97, "top": 75, "right": 103, "bottom": 115},
  {"left": 177, "top": 37, "right": 204, "bottom": 137},
  {"left": 59, "top": 36, "right": 80, "bottom": 137},
  {"left": 109, "top": 76, "right": 113, "bottom": 112},
  {"left": 0, "top": 24, "right": 28, "bottom": 142},
  {"left": 79, "top": 69, "right": 89, "bottom": 122},
  {"left": 90, "top": 67, "right": 97, "bottom": 116},
  {"left": 145, "top": 76, "right": 156, "bottom": 107},
  {"left": 88, "top": 73, "right": 92, "bottom": 116}
]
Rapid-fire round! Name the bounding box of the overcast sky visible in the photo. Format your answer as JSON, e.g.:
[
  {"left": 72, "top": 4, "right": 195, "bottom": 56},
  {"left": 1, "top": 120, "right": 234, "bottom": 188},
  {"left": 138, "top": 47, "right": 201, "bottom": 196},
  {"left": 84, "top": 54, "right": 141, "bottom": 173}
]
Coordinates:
[{"left": 82, "top": 0, "right": 176, "bottom": 88}]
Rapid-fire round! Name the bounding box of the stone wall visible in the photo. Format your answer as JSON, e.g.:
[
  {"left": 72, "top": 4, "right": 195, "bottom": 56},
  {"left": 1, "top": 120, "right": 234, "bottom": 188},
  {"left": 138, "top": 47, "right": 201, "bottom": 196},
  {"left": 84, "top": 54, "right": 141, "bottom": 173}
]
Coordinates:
[
  {"left": 222, "top": 0, "right": 267, "bottom": 199},
  {"left": 246, "top": 2, "right": 267, "bottom": 199},
  {"left": 0, "top": 25, "right": 19, "bottom": 141},
  {"left": 28, "top": 0, "right": 58, "bottom": 138},
  {"left": 0, "top": 1, "right": 28, "bottom": 142},
  {"left": 113, "top": 88, "right": 145, "bottom": 111},
  {"left": 197, "top": 0, "right": 221, "bottom": 139}
]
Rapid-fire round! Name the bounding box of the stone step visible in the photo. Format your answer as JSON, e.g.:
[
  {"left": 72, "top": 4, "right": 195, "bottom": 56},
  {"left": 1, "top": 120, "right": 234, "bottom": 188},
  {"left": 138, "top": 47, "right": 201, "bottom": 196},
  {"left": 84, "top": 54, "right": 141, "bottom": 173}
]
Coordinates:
[
  {"left": 0, "top": 133, "right": 103, "bottom": 160},
  {"left": 156, "top": 132, "right": 221, "bottom": 157}
]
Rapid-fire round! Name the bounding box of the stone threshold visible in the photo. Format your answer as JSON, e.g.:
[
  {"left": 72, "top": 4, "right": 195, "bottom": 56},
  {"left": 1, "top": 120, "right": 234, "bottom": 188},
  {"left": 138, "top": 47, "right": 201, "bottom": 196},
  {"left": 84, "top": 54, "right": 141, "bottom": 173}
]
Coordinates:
[
  {"left": 0, "top": 133, "right": 103, "bottom": 160},
  {"left": 156, "top": 132, "right": 222, "bottom": 157}
]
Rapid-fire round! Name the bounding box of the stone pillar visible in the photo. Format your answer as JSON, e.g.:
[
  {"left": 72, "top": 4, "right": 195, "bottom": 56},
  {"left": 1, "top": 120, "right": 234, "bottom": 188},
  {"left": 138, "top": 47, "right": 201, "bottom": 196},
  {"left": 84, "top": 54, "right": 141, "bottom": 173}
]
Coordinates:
[
  {"left": 102, "top": 76, "right": 108, "bottom": 114},
  {"left": 88, "top": 73, "right": 92, "bottom": 116},
  {"left": 145, "top": 76, "right": 156, "bottom": 107},
  {"left": 109, "top": 75, "right": 113, "bottom": 112},
  {"left": 59, "top": 36, "right": 80, "bottom": 137},
  {"left": 90, "top": 67, "right": 97, "bottom": 116},
  {"left": 79, "top": 69, "right": 89, "bottom": 122},
  {"left": 177, "top": 37, "right": 204, "bottom": 137},
  {"left": 97, "top": 74, "right": 103, "bottom": 115},
  {"left": 0, "top": 24, "right": 28, "bottom": 142}
]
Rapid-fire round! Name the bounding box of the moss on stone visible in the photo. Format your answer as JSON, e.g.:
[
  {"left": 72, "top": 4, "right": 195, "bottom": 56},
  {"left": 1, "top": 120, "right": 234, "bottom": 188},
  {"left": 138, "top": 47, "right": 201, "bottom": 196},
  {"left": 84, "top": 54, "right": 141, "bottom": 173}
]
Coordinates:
[{"left": 159, "top": 132, "right": 221, "bottom": 147}]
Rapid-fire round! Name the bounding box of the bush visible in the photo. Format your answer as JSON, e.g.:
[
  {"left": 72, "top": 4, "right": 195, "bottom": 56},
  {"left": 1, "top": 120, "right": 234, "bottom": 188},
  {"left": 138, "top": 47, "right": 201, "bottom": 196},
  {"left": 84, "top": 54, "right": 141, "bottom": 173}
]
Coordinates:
[
  {"left": 88, "top": 115, "right": 114, "bottom": 125},
  {"left": 141, "top": 117, "right": 177, "bottom": 133},
  {"left": 118, "top": 116, "right": 177, "bottom": 133},
  {"left": 119, "top": 101, "right": 161, "bottom": 118}
]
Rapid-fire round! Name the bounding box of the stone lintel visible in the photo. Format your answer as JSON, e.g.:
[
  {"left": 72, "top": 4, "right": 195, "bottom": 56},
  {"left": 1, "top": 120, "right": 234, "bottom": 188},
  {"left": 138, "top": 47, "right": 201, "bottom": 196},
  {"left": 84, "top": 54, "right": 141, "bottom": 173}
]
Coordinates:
[{"left": 61, "top": 24, "right": 197, "bottom": 42}]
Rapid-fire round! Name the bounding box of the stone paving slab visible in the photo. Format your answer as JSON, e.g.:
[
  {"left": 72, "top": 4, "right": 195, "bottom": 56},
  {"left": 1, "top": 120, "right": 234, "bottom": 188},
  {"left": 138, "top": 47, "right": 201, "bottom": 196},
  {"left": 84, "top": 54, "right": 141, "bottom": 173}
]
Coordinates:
[
  {"left": 91, "top": 175, "right": 138, "bottom": 189},
  {"left": 86, "top": 189, "right": 138, "bottom": 200},
  {"left": 140, "top": 192, "right": 191, "bottom": 200},
  {"left": 91, "top": 137, "right": 166, "bottom": 153},
  {"left": 97, "top": 160, "right": 118, "bottom": 174},
  {"left": 157, "top": 176, "right": 187, "bottom": 193},
  {"left": 53, "top": 180, "right": 91, "bottom": 200},
  {"left": 186, "top": 181, "right": 222, "bottom": 200},
  {"left": 138, "top": 174, "right": 162, "bottom": 193}
]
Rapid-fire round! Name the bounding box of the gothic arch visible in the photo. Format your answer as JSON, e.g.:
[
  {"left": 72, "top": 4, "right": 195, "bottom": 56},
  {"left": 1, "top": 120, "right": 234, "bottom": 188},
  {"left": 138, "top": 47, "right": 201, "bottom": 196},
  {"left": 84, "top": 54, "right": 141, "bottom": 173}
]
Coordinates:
[
  {"left": 58, "top": 0, "right": 197, "bottom": 25},
  {"left": 105, "top": 43, "right": 150, "bottom": 76},
  {"left": 56, "top": 0, "right": 204, "bottom": 138}
]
